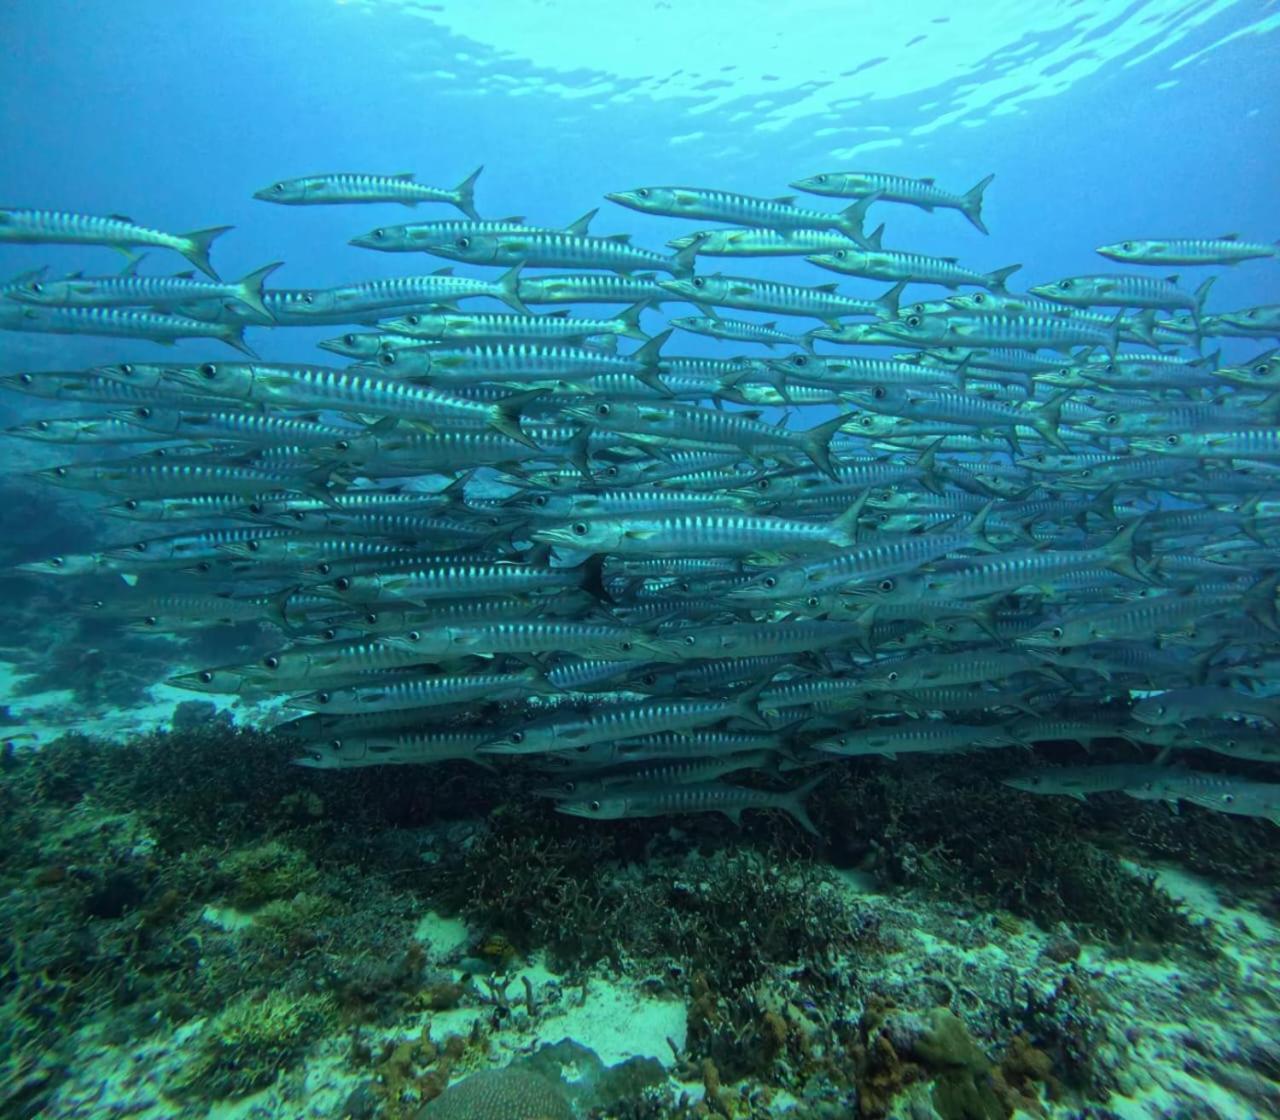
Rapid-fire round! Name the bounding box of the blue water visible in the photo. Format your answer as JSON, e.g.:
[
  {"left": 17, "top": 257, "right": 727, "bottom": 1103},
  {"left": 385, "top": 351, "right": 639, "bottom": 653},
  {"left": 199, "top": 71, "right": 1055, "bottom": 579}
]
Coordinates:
[{"left": 1, "top": 0, "right": 1278, "bottom": 383}]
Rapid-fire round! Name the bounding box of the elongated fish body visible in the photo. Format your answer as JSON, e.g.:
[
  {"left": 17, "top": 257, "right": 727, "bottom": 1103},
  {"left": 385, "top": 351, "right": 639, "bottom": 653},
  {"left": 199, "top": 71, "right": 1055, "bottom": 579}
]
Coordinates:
[
  {"left": 789, "top": 171, "right": 995, "bottom": 234},
  {"left": 255, "top": 167, "right": 482, "bottom": 218},
  {"left": 349, "top": 216, "right": 539, "bottom": 252},
  {"left": 608, "top": 186, "right": 875, "bottom": 243},
  {"left": 532, "top": 509, "right": 857, "bottom": 558},
  {"left": 114, "top": 407, "right": 350, "bottom": 447},
  {"left": 7, "top": 261, "right": 281, "bottom": 321},
  {"left": 1133, "top": 429, "right": 1280, "bottom": 460},
  {"left": 382, "top": 619, "right": 653, "bottom": 661},
  {"left": 285, "top": 669, "right": 551, "bottom": 713},
  {"left": 809, "top": 247, "right": 1019, "bottom": 292},
  {"left": 878, "top": 309, "right": 1123, "bottom": 355},
  {"left": 2, "top": 305, "right": 252, "bottom": 354},
  {"left": 316, "top": 331, "right": 431, "bottom": 359},
  {"left": 659, "top": 274, "right": 900, "bottom": 322},
  {"left": 1125, "top": 768, "right": 1280, "bottom": 826},
  {"left": 0, "top": 207, "right": 230, "bottom": 278},
  {"left": 1203, "top": 305, "right": 1280, "bottom": 342},
  {"left": 285, "top": 264, "right": 529, "bottom": 319},
  {"left": 1003, "top": 763, "right": 1169, "bottom": 800},
  {"left": 293, "top": 730, "right": 493, "bottom": 769},
  {"left": 315, "top": 556, "right": 604, "bottom": 605},
  {"left": 813, "top": 722, "right": 1021, "bottom": 759},
  {"left": 667, "top": 227, "right": 865, "bottom": 258},
  {"left": 554, "top": 775, "right": 823, "bottom": 835},
  {"left": 1030, "top": 274, "right": 1213, "bottom": 321},
  {"left": 6, "top": 416, "right": 175, "bottom": 444},
  {"left": 34, "top": 459, "right": 315, "bottom": 499},
  {"left": 403, "top": 227, "right": 696, "bottom": 277},
  {"left": 517, "top": 272, "right": 672, "bottom": 306},
  {"left": 1131, "top": 685, "right": 1280, "bottom": 728},
  {"left": 670, "top": 315, "right": 806, "bottom": 349},
  {"left": 1096, "top": 234, "right": 1279, "bottom": 266},
  {"left": 380, "top": 303, "right": 649, "bottom": 345}
]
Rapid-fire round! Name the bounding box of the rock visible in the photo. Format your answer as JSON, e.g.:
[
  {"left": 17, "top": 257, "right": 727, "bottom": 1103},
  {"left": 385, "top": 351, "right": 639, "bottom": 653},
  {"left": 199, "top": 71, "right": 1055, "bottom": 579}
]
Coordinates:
[
  {"left": 338, "top": 1081, "right": 379, "bottom": 1120},
  {"left": 171, "top": 699, "right": 230, "bottom": 733}
]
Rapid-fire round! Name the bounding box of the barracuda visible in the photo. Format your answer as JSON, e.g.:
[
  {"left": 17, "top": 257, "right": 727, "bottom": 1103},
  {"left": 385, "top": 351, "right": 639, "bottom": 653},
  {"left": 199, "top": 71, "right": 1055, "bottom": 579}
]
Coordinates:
[
  {"left": 380, "top": 302, "right": 650, "bottom": 344},
  {"left": 813, "top": 722, "right": 1023, "bottom": 759},
  {"left": 670, "top": 315, "right": 808, "bottom": 349},
  {"left": 159, "top": 360, "right": 544, "bottom": 448},
  {"left": 2, "top": 304, "right": 253, "bottom": 354},
  {"left": 1096, "top": 234, "right": 1280, "bottom": 267},
  {"left": 667, "top": 227, "right": 868, "bottom": 258},
  {"left": 8, "top": 260, "right": 281, "bottom": 321},
  {"left": 404, "top": 226, "right": 698, "bottom": 277},
  {"left": 0, "top": 206, "right": 230, "bottom": 277},
  {"left": 789, "top": 170, "right": 994, "bottom": 234},
  {"left": 808, "top": 246, "right": 1019, "bottom": 292},
  {"left": 256, "top": 167, "right": 482, "bottom": 217},
  {"left": 658, "top": 273, "right": 902, "bottom": 322},
  {"left": 285, "top": 668, "right": 554, "bottom": 712}
]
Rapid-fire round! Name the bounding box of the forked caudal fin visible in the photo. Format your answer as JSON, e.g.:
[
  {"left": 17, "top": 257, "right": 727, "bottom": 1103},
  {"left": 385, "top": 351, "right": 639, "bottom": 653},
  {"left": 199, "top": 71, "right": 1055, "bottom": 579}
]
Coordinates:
[
  {"left": 179, "top": 225, "right": 233, "bottom": 281},
  {"left": 961, "top": 173, "right": 995, "bottom": 235}
]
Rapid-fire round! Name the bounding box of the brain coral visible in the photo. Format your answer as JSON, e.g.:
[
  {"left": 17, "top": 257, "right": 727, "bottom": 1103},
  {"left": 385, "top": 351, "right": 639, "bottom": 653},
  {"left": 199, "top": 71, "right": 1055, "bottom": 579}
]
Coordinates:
[{"left": 416, "top": 1068, "right": 574, "bottom": 1120}]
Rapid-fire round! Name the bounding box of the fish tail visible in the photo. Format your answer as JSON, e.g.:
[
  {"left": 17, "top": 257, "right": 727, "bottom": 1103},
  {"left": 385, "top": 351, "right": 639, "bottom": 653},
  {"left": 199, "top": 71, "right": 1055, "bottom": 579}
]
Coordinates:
[
  {"left": 985, "top": 263, "right": 1021, "bottom": 291},
  {"left": 837, "top": 192, "right": 880, "bottom": 245},
  {"left": 489, "top": 388, "right": 546, "bottom": 449},
  {"left": 219, "top": 324, "right": 257, "bottom": 357},
  {"left": 617, "top": 299, "right": 652, "bottom": 341},
  {"left": 179, "top": 225, "right": 233, "bottom": 280},
  {"left": 454, "top": 165, "right": 483, "bottom": 220},
  {"left": 495, "top": 262, "right": 530, "bottom": 313},
  {"left": 961, "top": 173, "right": 995, "bottom": 234},
  {"left": 576, "top": 553, "right": 613, "bottom": 603},
  {"left": 1102, "top": 516, "right": 1150, "bottom": 583},
  {"left": 235, "top": 260, "right": 283, "bottom": 321},
  {"left": 1027, "top": 388, "right": 1072, "bottom": 451},
  {"left": 800, "top": 411, "right": 856, "bottom": 480},
  {"left": 668, "top": 241, "right": 699, "bottom": 277},
  {"left": 1191, "top": 275, "right": 1215, "bottom": 345},
  {"left": 778, "top": 771, "right": 827, "bottom": 837}
]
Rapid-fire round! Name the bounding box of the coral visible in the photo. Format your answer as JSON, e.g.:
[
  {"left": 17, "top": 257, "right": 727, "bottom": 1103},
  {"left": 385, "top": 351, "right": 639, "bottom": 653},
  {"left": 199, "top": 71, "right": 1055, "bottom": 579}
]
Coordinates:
[
  {"left": 817, "top": 759, "right": 1210, "bottom": 948},
  {"left": 416, "top": 1067, "right": 573, "bottom": 1120},
  {"left": 221, "top": 840, "right": 319, "bottom": 909},
  {"left": 167, "top": 988, "right": 334, "bottom": 1100}
]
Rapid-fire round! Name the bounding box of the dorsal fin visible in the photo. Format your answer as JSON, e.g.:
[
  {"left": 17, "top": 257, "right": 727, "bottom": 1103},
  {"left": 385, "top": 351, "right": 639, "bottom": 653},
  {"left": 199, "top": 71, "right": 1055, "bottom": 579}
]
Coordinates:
[
  {"left": 392, "top": 172, "right": 415, "bottom": 180},
  {"left": 772, "top": 195, "right": 796, "bottom": 206},
  {"left": 173, "top": 270, "right": 196, "bottom": 280},
  {"left": 120, "top": 254, "right": 146, "bottom": 277},
  {"left": 497, "top": 215, "right": 525, "bottom": 223},
  {"left": 762, "top": 321, "right": 777, "bottom": 329},
  {"left": 430, "top": 266, "right": 455, "bottom": 276},
  {"left": 564, "top": 209, "right": 596, "bottom": 236},
  {"left": 1165, "top": 274, "right": 1179, "bottom": 284},
  {"left": 107, "top": 213, "right": 135, "bottom": 223},
  {"left": 1219, "top": 232, "right": 1239, "bottom": 241},
  {"left": 814, "top": 282, "right": 839, "bottom": 293},
  {"left": 605, "top": 233, "right": 632, "bottom": 244},
  {"left": 919, "top": 177, "right": 935, "bottom": 185},
  {"left": 548, "top": 309, "right": 573, "bottom": 318}
]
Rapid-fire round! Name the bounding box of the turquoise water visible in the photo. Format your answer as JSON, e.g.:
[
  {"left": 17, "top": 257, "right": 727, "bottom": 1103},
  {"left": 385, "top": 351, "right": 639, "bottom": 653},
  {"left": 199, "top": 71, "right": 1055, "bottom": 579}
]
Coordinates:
[{"left": 2, "top": 3, "right": 1280, "bottom": 1118}]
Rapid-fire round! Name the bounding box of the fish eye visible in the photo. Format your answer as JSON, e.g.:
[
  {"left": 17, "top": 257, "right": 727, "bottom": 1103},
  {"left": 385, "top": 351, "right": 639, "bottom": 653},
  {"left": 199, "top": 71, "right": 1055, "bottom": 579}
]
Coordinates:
[
  {"left": 595, "top": 403, "right": 611, "bottom": 417},
  {"left": 120, "top": 363, "right": 134, "bottom": 376},
  {"left": 886, "top": 671, "right": 899, "bottom": 682},
  {"left": 692, "top": 277, "right": 705, "bottom": 288},
  {"left": 763, "top": 576, "right": 776, "bottom": 588},
  {"left": 878, "top": 578, "right": 894, "bottom": 592},
  {"left": 571, "top": 522, "right": 588, "bottom": 536},
  {"left": 406, "top": 314, "right": 420, "bottom": 326},
  {"left": 321, "top": 628, "right": 337, "bottom": 640},
  {"left": 246, "top": 540, "right": 260, "bottom": 552},
  {"left": 335, "top": 440, "right": 350, "bottom": 451},
  {"left": 971, "top": 293, "right": 985, "bottom": 304},
  {"left": 457, "top": 236, "right": 470, "bottom": 249},
  {"left": 815, "top": 174, "right": 827, "bottom": 183},
  {"left": 50, "top": 556, "right": 64, "bottom": 567},
  {"left": 1035, "top": 453, "right": 1046, "bottom": 463},
  {"left": 1051, "top": 626, "right": 1064, "bottom": 639},
  {"left": 1122, "top": 241, "right": 1134, "bottom": 252},
  {"left": 806, "top": 596, "right": 819, "bottom": 607},
  {"left": 316, "top": 691, "right": 331, "bottom": 704},
  {"left": 19, "top": 373, "right": 32, "bottom": 384},
  {"left": 408, "top": 630, "right": 421, "bottom": 641},
  {"left": 302, "top": 293, "right": 314, "bottom": 304},
  {"left": 135, "top": 406, "right": 152, "bottom": 419},
  {"left": 603, "top": 466, "right": 618, "bottom": 477},
  {"left": 833, "top": 249, "right": 846, "bottom": 260},
  {"left": 1254, "top": 364, "right": 1269, "bottom": 376},
  {"left": 30, "top": 281, "right": 44, "bottom": 293},
  {"left": 588, "top": 800, "right": 602, "bottom": 812},
  {"left": 637, "top": 188, "right": 650, "bottom": 199},
  {"left": 364, "top": 612, "right": 378, "bottom": 623},
  {"left": 199, "top": 671, "right": 214, "bottom": 684},
  {"left": 330, "top": 738, "right": 343, "bottom": 750},
  {"left": 372, "top": 228, "right": 384, "bottom": 239},
  {"left": 90, "top": 599, "right": 104, "bottom": 609},
  {"left": 247, "top": 501, "right": 263, "bottom": 514},
  {"left": 200, "top": 363, "right": 217, "bottom": 379},
  {"left": 1060, "top": 279, "right": 1073, "bottom": 290},
  {"left": 263, "top": 655, "right": 279, "bottom": 669},
  {"left": 1165, "top": 435, "right": 1179, "bottom": 446},
  {"left": 343, "top": 334, "right": 356, "bottom": 345},
  {"left": 272, "top": 183, "right": 284, "bottom": 193},
  {"left": 1105, "top": 414, "right": 1119, "bottom": 426},
  {"left": 1222, "top": 793, "right": 1235, "bottom": 805},
  {"left": 858, "top": 416, "right": 874, "bottom": 428},
  {"left": 381, "top": 352, "right": 396, "bottom": 366},
  {"left": 35, "top": 420, "right": 49, "bottom": 431},
  {"left": 511, "top": 731, "right": 524, "bottom": 744},
  {"left": 755, "top": 478, "right": 771, "bottom": 491},
  {"left": 791, "top": 354, "right": 808, "bottom": 367},
  {"left": 533, "top": 494, "right": 548, "bottom": 506},
  {"left": 335, "top": 576, "right": 351, "bottom": 591},
  {"left": 682, "top": 635, "right": 696, "bottom": 646},
  {"left": 906, "top": 315, "right": 921, "bottom": 327},
  {"left": 133, "top": 541, "right": 148, "bottom": 552},
  {"left": 872, "top": 385, "right": 886, "bottom": 400}
]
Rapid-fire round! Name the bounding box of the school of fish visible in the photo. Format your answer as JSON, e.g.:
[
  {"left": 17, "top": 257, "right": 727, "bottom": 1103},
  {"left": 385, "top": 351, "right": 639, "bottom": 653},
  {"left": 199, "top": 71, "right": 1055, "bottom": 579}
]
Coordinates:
[{"left": 3, "top": 165, "right": 1279, "bottom": 833}]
